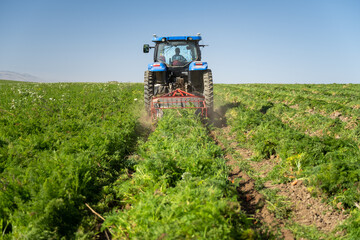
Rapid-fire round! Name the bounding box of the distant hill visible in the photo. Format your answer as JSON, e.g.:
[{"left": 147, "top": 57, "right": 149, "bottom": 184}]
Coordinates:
[{"left": 0, "top": 71, "right": 45, "bottom": 82}]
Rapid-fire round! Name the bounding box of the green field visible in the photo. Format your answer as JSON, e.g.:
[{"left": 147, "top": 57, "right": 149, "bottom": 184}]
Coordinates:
[
  {"left": 0, "top": 80, "right": 143, "bottom": 238},
  {"left": 214, "top": 83, "right": 360, "bottom": 239},
  {"left": 216, "top": 83, "right": 360, "bottom": 204},
  {"left": 1, "top": 80, "right": 360, "bottom": 239}
]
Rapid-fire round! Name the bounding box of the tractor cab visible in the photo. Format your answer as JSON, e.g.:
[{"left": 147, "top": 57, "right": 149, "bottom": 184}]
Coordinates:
[{"left": 154, "top": 38, "right": 201, "bottom": 67}]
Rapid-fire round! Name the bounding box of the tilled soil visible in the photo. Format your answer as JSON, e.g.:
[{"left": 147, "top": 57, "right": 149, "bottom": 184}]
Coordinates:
[
  {"left": 249, "top": 154, "right": 348, "bottom": 234},
  {"left": 210, "top": 127, "right": 348, "bottom": 240},
  {"left": 268, "top": 181, "right": 348, "bottom": 232},
  {"left": 214, "top": 131, "right": 294, "bottom": 239}
]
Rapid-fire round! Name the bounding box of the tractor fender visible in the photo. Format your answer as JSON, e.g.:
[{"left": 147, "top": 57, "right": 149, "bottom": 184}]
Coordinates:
[
  {"left": 148, "top": 62, "right": 166, "bottom": 72},
  {"left": 189, "top": 61, "right": 208, "bottom": 71}
]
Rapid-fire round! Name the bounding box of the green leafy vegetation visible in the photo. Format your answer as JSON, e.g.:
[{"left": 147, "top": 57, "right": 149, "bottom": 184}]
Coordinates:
[
  {"left": 2, "top": 81, "right": 360, "bottom": 239},
  {"left": 340, "top": 209, "right": 360, "bottom": 239},
  {"left": 262, "top": 189, "right": 292, "bottom": 219},
  {"left": 0, "top": 81, "right": 143, "bottom": 239},
  {"left": 287, "top": 222, "right": 334, "bottom": 240},
  {"left": 215, "top": 83, "right": 360, "bottom": 238},
  {"left": 102, "top": 110, "right": 264, "bottom": 239}
]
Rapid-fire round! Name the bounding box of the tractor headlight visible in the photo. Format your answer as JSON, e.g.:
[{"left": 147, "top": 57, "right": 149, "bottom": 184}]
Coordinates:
[
  {"left": 161, "top": 38, "right": 166, "bottom": 42},
  {"left": 188, "top": 37, "right": 193, "bottom": 40}
]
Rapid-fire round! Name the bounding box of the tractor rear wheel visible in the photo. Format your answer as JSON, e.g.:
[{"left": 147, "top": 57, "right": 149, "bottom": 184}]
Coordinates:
[
  {"left": 203, "top": 69, "right": 214, "bottom": 116},
  {"left": 144, "top": 71, "right": 154, "bottom": 115}
]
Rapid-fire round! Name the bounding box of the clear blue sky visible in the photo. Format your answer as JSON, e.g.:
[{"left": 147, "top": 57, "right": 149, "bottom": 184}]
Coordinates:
[{"left": 0, "top": 0, "right": 359, "bottom": 83}]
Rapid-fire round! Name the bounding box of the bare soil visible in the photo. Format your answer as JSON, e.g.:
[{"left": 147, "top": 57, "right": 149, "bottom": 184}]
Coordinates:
[{"left": 275, "top": 181, "right": 348, "bottom": 232}]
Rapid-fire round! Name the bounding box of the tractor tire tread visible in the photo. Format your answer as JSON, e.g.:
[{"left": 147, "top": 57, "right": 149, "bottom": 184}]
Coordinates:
[
  {"left": 144, "top": 71, "right": 154, "bottom": 115},
  {"left": 203, "top": 69, "right": 214, "bottom": 115}
]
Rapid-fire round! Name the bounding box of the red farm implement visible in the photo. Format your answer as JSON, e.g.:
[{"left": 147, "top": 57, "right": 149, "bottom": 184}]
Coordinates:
[{"left": 150, "top": 89, "right": 207, "bottom": 119}]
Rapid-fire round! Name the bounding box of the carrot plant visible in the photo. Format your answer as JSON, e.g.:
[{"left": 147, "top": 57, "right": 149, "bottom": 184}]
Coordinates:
[
  {"left": 0, "top": 81, "right": 143, "bottom": 239},
  {"left": 224, "top": 94, "right": 360, "bottom": 207},
  {"left": 103, "top": 110, "right": 264, "bottom": 239},
  {"left": 215, "top": 83, "right": 360, "bottom": 238}
]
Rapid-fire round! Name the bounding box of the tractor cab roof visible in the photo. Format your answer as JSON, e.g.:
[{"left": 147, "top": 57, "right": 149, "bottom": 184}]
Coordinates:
[{"left": 152, "top": 36, "right": 202, "bottom": 42}]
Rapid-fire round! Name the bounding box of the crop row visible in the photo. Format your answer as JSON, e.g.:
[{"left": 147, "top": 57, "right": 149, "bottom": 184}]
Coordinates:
[
  {"left": 0, "top": 81, "right": 143, "bottom": 239},
  {"left": 215, "top": 84, "right": 360, "bottom": 238},
  {"left": 102, "top": 111, "right": 261, "bottom": 239},
  {"left": 218, "top": 84, "right": 360, "bottom": 116},
  {"left": 230, "top": 84, "right": 360, "bottom": 107},
  {"left": 216, "top": 84, "right": 360, "bottom": 145},
  {"left": 226, "top": 104, "right": 360, "bottom": 206}
]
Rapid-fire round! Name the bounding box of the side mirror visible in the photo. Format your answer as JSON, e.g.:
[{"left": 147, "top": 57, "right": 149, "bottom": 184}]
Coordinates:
[{"left": 143, "top": 44, "right": 150, "bottom": 53}]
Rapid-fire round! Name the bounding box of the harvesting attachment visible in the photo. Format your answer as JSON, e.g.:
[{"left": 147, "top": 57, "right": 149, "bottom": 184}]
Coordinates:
[{"left": 143, "top": 34, "right": 213, "bottom": 120}]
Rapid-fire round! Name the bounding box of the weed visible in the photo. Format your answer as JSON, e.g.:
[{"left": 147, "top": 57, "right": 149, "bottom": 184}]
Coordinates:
[{"left": 261, "top": 189, "right": 293, "bottom": 219}]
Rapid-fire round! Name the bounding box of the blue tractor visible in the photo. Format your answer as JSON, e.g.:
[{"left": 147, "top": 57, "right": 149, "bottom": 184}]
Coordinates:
[{"left": 143, "top": 34, "right": 213, "bottom": 118}]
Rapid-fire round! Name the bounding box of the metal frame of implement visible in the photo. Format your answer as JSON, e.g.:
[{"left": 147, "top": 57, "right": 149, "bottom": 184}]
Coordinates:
[{"left": 151, "top": 89, "right": 207, "bottom": 119}]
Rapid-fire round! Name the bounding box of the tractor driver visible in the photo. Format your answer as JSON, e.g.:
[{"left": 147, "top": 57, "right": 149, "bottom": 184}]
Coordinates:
[{"left": 172, "top": 47, "right": 187, "bottom": 64}]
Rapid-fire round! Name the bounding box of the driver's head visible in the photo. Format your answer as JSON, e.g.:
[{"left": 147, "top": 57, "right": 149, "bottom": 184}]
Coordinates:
[{"left": 175, "top": 48, "right": 180, "bottom": 54}]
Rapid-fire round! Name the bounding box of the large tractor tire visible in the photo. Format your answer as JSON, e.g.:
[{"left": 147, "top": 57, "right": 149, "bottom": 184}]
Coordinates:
[
  {"left": 203, "top": 69, "right": 214, "bottom": 116},
  {"left": 144, "top": 71, "right": 154, "bottom": 115}
]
